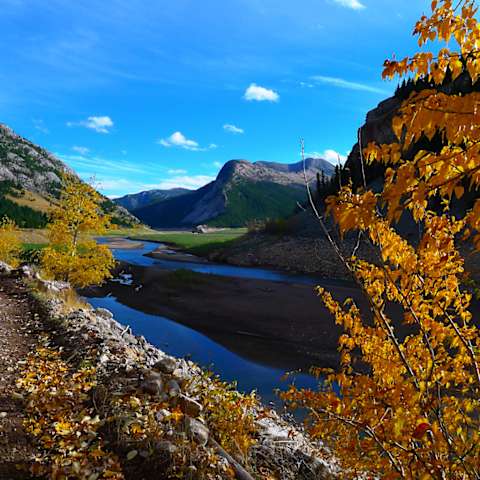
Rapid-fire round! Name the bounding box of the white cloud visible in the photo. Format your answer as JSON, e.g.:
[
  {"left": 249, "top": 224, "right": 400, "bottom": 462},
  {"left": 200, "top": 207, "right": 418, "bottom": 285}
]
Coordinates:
[
  {"left": 311, "top": 75, "right": 389, "bottom": 95},
  {"left": 308, "top": 149, "right": 348, "bottom": 165},
  {"left": 244, "top": 83, "right": 279, "bottom": 102},
  {"left": 213, "top": 161, "right": 223, "bottom": 169},
  {"left": 223, "top": 124, "right": 244, "bottom": 134},
  {"left": 67, "top": 115, "right": 114, "bottom": 133},
  {"left": 152, "top": 175, "right": 215, "bottom": 190},
  {"left": 168, "top": 168, "right": 187, "bottom": 174},
  {"left": 158, "top": 131, "right": 216, "bottom": 152},
  {"left": 72, "top": 145, "right": 90, "bottom": 155},
  {"left": 93, "top": 175, "right": 213, "bottom": 196},
  {"left": 332, "top": 0, "right": 366, "bottom": 10}
]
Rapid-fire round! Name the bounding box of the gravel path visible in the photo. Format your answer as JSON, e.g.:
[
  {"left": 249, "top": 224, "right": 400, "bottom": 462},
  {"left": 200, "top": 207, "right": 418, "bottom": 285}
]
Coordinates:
[{"left": 0, "top": 276, "right": 39, "bottom": 479}]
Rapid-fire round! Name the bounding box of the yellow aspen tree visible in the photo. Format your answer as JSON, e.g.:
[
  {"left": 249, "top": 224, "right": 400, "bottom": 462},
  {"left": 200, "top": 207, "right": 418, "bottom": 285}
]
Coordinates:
[
  {"left": 283, "top": 1, "right": 480, "bottom": 478},
  {"left": 41, "top": 177, "right": 115, "bottom": 288},
  {"left": 0, "top": 216, "right": 21, "bottom": 267}
]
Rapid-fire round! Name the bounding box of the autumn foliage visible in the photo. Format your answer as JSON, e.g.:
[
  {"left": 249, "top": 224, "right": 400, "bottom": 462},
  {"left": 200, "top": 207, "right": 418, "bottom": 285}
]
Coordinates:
[
  {"left": 41, "top": 177, "right": 115, "bottom": 288},
  {"left": 0, "top": 216, "right": 21, "bottom": 268},
  {"left": 283, "top": 1, "right": 480, "bottom": 478}
]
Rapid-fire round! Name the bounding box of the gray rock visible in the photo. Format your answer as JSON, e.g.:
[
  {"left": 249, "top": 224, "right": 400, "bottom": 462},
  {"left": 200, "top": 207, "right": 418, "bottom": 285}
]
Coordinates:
[
  {"left": 154, "top": 440, "right": 177, "bottom": 455},
  {"left": 172, "top": 367, "right": 189, "bottom": 383},
  {"left": 21, "top": 265, "right": 34, "bottom": 278},
  {"left": 141, "top": 371, "right": 164, "bottom": 396},
  {"left": 155, "top": 409, "right": 171, "bottom": 423},
  {"left": 99, "top": 353, "right": 109, "bottom": 364},
  {"left": 96, "top": 308, "right": 114, "bottom": 319},
  {"left": 0, "top": 261, "right": 12, "bottom": 274},
  {"left": 153, "top": 356, "right": 177, "bottom": 374},
  {"left": 166, "top": 379, "right": 181, "bottom": 397},
  {"left": 185, "top": 417, "right": 209, "bottom": 446}
]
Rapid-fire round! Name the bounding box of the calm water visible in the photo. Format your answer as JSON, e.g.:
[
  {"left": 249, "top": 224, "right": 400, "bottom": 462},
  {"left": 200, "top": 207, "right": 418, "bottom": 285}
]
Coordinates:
[
  {"left": 104, "top": 238, "right": 324, "bottom": 285},
  {"left": 87, "top": 238, "right": 324, "bottom": 404}
]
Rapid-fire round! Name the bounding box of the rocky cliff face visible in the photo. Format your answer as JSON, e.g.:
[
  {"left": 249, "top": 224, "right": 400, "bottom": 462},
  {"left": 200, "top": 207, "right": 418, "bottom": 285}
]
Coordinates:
[
  {"left": 220, "top": 158, "right": 335, "bottom": 187},
  {"left": 344, "top": 96, "right": 401, "bottom": 185},
  {"left": 0, "top": 124, "right": 69, "bottom": 197},
  {"left": 0, "top": 123, "right": 139, "bottom": 226}
]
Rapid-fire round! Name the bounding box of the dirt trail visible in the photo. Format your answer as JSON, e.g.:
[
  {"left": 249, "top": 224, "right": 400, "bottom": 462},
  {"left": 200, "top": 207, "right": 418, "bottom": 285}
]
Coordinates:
[{"left": 0, "top": 276, "right": 40, "bottom": 479}]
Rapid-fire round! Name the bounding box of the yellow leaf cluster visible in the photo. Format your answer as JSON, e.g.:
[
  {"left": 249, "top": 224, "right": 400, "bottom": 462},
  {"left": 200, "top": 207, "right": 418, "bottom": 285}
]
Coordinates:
[
  {"left": 0, "top": 216, "right": 21, "bottom": 268},
  {"left": 17, "top": 342, "right": 124, "bottom": 479}
]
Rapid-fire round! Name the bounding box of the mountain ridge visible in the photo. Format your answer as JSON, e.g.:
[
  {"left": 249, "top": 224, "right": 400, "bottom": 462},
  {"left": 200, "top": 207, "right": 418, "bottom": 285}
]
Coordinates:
[
  {"left": 0, "top": 123, "right": 139, "bottom": 227},
  {"left": 127, "top": 157, "right": 334, "bottom": 228}
]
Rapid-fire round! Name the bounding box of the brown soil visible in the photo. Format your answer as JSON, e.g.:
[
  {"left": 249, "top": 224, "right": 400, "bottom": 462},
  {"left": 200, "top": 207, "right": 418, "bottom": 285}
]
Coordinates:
[
  {"left": 84, "top": 263, "right": 378, "bottom": 372},
  {"left": 207, "top": 232, "right": 375, "bottom": 280},
  {"left": 0, "top": 276, "right": 41, "bottom": 479}
]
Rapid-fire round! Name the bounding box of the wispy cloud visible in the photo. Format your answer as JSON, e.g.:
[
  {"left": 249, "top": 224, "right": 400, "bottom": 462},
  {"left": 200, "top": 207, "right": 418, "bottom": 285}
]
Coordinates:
[
  {"left": 308, "top": 149, "right": 348, "bottom": 165},
  {"left": 311, "top": 75, "right": 389, "bottom": 95},
  {"left": 72, "top": 145, "right": 90, "bottom": 155},
  {"left": 96, "top": 174, "right": 213, "bottom": 197},
  {"left": 149, "top": 175, "right": 214, "bottom": 190},
  {"left": 33, "top": 118, "right": 49, "bottom": 134},
  {"left": 168, "top": 168, "right": 187, "bottom": 174},
  {"left": 58, "top": 153, "right": 146, "bottom": 175},
  {"left": 223, "top": 123, "right": 244, "bottom": 134},
  {"left": 158, "top": 131, "right": 216, "bottom": 152},
  {"left": 244, "top": 83, "right": 279, "bottom": 102},
  {"left": 332, "top": 0, "right": 366, "bottom": 10},
  {"left": 67, "top": 115, "right": 114, "bottom": 133}
]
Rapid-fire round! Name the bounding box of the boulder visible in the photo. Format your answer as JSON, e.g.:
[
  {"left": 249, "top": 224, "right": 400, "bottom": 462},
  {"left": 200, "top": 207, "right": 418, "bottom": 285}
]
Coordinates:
[
  {"left": 166, "top": 379, "right": 181, "bottom": 397},
  {"left": 185, "top": 417, "right": 209, "bottom": 446},
  {"left": 0, "top": 261, "right": 12, "bottom": 275},
  {"left": 141, "top": 371, "right": 164, "bottom": 396},
  {"left": 154, "top": 356, "right": 177, "bottom": 374},
  {"left": 154, "top": 440, "right": 177, "bottom": 456},
  {"left": 96, "top": 308, "right": 114, "bottom": 319}
]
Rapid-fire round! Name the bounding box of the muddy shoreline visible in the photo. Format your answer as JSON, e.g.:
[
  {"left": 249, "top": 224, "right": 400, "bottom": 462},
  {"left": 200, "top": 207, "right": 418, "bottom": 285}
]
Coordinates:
[{"left": 83, "top": 262, "right": 374, "bottom": 372}]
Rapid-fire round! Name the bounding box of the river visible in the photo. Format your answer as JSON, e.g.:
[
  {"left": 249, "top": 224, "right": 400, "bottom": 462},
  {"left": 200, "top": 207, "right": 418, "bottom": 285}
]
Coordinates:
[{"left": 85, "top": 239, "right": 328, "bottom": 405}]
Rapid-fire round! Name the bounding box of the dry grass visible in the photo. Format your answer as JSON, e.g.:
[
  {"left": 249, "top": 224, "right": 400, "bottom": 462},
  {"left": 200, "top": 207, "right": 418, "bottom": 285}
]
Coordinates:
[
  {"left": 6, "top": 190, "right": 56, "bottom": 213},
  {"left": 19, "top": 228, "right": 49, "bottom": 244}
]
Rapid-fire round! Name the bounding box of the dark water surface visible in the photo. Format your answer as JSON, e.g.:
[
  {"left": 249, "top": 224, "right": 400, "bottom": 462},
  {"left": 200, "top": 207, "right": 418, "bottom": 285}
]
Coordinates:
[{"left": 86, "top": 239, "right": 324, "bottom": 404}]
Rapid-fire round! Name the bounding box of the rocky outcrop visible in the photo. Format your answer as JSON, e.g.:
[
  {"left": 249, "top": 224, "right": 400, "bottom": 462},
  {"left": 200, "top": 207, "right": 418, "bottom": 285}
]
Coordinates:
[
  {"left": 0, "top": 123, "right": 140, "bottom": 226},
  {"left": 344, "top": 96, "right": 401, "bottom": 187},
  {"left": 0, "top": 123, "right": 69, "bottom": 196}
]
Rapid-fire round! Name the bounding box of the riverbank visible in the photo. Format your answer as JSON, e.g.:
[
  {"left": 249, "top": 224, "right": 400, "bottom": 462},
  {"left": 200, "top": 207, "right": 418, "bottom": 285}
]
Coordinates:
[
  {"left": 0, "top": 262, "right": 339, "bottom": 479},
  {"left": 83, "top": 262, "right": 370, "bottom": 372},
  {"left": 127, "top": 228, "right": 371, "bottom": 281}
]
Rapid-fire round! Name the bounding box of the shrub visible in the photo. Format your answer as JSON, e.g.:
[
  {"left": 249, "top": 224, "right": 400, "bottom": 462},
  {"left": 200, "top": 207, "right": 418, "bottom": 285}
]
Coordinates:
[{"left": 0, "top": 216, "right": 21, "bottom": 267}]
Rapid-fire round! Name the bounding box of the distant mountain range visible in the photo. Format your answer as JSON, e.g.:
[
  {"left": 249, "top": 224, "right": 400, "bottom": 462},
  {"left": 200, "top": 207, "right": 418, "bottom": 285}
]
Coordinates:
[
  {"left": 116, "top": 157, "right": 335, "bottom": 228},
  {"left": 115, "top": 188, "right": 191, "bottom": 211},
  {"left": 0, "top": 124, "right": 139, "bottom": 228}
]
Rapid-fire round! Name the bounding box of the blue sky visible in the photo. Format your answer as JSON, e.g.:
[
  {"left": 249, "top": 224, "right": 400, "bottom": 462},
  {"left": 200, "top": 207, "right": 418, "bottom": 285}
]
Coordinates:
[{"left": 1, "top": 0, "right": 428, "bottom": 197}]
